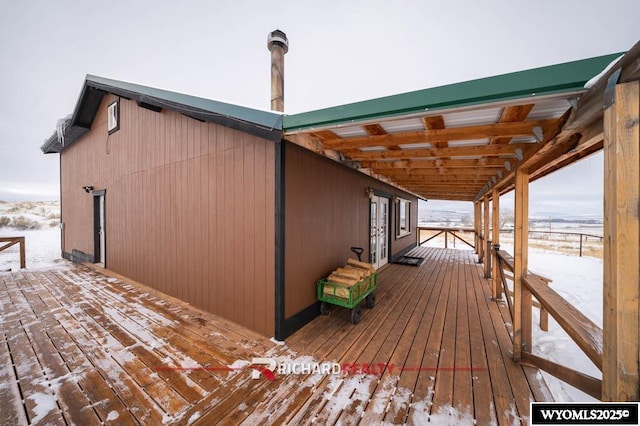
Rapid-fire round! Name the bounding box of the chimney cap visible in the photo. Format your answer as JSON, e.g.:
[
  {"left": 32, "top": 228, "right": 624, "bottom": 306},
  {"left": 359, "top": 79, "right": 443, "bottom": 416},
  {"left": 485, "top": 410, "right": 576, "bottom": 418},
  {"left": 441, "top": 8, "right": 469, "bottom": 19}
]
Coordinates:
[{"left": 267, "top": 29, "right": 289, "bottom": 54}]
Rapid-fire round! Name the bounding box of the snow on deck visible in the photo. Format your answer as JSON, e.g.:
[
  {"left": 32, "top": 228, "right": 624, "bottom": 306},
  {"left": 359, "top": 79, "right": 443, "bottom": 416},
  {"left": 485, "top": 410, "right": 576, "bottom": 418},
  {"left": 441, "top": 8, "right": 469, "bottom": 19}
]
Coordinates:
[{"left": 1, "top": 249, "right": 551, "bottom": 425}]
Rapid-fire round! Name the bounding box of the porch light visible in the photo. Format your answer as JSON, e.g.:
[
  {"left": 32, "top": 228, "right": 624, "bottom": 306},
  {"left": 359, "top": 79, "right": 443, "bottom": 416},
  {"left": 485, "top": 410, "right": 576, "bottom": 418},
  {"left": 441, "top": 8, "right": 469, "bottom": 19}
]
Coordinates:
[{"left": 365, "top": 187, "right": 374, "bottom": 199}]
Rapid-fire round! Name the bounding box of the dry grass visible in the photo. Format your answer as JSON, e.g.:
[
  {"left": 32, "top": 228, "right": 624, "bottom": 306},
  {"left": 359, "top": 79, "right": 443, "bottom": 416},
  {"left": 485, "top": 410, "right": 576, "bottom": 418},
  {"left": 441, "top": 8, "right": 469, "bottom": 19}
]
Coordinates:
[
  {"left": 0, "top": 216, "right": 10, "bottom": 228},
  {"left": 11, "top": 216, "right": 41, "bottom": 230}
]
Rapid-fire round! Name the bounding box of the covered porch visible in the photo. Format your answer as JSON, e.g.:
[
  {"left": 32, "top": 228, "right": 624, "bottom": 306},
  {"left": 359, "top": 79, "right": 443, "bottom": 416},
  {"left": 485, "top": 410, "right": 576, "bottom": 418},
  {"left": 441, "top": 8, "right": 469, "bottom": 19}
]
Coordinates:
[{"left": 284, "top": 40, "right": 640, "bottom": 403}]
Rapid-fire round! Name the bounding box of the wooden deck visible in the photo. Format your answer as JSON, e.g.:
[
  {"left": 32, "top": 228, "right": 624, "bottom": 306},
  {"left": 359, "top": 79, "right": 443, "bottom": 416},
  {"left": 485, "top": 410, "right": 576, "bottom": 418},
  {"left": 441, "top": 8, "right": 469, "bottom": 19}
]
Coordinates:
[{"left": 0, "top": 247, "right": 551, "bottom": 425}]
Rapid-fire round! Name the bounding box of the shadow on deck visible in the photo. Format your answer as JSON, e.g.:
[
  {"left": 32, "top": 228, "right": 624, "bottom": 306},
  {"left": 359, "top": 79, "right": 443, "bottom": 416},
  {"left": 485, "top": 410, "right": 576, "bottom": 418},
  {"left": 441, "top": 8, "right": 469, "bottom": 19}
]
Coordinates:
[{"left": 0, "top": 247, "right": 550, "bottom": 425}]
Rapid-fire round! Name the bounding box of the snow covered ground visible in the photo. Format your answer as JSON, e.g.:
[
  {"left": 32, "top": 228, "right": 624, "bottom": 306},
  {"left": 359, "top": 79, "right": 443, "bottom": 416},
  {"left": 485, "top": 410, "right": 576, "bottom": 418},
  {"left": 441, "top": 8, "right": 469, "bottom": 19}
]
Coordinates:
[
  {"left": 504, "top": 243, "right": 602, "bottom": 402},
  {"left": 2, "top": 201, "right": 605, "bottom": 404},
  {"left": 0, "top": 201, "right": 62, "bottom": 271}
]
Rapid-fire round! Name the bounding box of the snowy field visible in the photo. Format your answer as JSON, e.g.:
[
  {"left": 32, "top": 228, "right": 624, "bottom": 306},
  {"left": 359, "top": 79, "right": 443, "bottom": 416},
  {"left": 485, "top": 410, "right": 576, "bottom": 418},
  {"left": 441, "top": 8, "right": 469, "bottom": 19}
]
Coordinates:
[
  {"left": 0, "top": 201, "right": 63, "bottom": 271},
  {"left": 503, "top": 243, "right": 602, "bottom": 402},
  {"left": 1, "top": 201, "right": 604, "bottom": 403}
]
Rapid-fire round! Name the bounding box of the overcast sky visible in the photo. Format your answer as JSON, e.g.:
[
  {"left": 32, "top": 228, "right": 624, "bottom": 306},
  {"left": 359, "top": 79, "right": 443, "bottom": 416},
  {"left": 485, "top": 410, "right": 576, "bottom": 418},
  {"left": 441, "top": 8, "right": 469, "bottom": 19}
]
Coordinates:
[{"left": 1, "top": 0, "right": 638, "bottom": 216}]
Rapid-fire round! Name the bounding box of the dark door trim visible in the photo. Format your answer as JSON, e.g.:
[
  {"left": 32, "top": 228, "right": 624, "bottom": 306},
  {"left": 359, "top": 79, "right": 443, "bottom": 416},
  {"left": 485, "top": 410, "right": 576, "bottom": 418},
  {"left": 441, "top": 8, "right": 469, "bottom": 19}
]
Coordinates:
[{"left": 92, "top": 189, "right": 106, "bottom": 266}]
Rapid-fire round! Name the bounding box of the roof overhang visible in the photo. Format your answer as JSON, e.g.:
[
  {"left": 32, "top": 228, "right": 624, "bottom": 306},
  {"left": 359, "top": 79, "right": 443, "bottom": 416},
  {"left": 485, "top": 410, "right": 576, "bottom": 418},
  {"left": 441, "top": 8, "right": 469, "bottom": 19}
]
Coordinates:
[
  {"left": 41, "top": 75, "right": 284, "bottom": 154},
  {"left": 283, "top": 51, "right": 630, "bottom": 202}
]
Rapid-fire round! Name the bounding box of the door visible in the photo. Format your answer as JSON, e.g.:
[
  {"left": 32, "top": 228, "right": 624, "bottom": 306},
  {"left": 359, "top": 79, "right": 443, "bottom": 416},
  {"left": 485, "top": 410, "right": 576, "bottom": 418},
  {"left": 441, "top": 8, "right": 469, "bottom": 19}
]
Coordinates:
[
  {"left": 93, "top": 192, "right": 106, "bottom": 265},
  {"left": 370, "top": 195, "right": 389, "bottom": 269},
  {"left": 98, "top": 195, "right": 105, "bottom": 264}
]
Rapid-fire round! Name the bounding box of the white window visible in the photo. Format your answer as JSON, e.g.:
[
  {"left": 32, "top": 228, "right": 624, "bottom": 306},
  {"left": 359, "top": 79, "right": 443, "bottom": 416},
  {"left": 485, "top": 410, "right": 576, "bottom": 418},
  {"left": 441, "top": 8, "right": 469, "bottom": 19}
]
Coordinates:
[
  {"left": 396, "top": 198, "right": 411, "bottom": 237},
  {"left": 107, "top": 101, "right": 119, "bottom": 134}
]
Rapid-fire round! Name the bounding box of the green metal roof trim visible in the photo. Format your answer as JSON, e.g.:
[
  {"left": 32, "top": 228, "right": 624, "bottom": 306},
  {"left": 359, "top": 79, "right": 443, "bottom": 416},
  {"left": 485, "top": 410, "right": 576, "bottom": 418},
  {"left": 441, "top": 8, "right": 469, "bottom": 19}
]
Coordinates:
[
  {"left": 86, "top": 75, "right": 283, "bottom": 130},
  {"left": 283, "top": 53, "right": 623, "bottom": 131},
  {"left": 42, "top": 75, "right": 284, "bottom": 153}
]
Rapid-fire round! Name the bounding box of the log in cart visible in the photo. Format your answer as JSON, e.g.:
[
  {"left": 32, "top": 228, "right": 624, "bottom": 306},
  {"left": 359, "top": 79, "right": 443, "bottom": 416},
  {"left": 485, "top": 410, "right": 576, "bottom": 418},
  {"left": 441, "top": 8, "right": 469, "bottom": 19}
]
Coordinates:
[{"left": 317, "top": 249, "right": 377, "bottom": 324}]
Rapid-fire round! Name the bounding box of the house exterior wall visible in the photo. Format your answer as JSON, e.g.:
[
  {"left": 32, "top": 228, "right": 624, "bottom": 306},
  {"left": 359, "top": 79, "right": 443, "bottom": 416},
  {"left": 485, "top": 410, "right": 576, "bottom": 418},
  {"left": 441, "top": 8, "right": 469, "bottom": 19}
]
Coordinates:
[
  {"left": 60, "top": 94, "right": 276, "bottom": 336},
  {"left": 283, "top": 142, "right": 418, "bottom": 318}
]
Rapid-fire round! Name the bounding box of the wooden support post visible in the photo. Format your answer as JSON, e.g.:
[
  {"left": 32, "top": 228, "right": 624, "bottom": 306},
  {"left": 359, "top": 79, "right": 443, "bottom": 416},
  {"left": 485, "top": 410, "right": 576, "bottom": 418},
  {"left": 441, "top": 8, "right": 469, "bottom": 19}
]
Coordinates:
[
  {"left": 473, "top": 201, "right": 482, "bottom": 263},
  {"left": 514, "top": 167, "right": 531, "bottom": 361},
  {"left": 444, "top": 231, "right": 448, "bottom": 249},
  {"left": 492, "top": 188, "right": 501, "bottom": 299},
  {"left": 602, "top": 80, "right": 640, "bottom": 401},
  {"left": 474, "top": 201, "right": 481, "bottom": 257},
  {"left": 483, "top": 194, "right": 490, "bottom": 275}
]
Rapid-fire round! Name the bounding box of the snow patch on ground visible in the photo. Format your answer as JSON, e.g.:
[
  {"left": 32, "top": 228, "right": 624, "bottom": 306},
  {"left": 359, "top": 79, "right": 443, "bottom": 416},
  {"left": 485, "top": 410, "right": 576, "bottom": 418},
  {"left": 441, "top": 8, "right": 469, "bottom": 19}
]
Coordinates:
[
  {"left": 186, "top": 411, "right": 201, "bottom": 425},
  {"left": 27, "top": 392, "right": 58, "bottom": 424},
  {"left": 269, "top": 337, "right": 286, "bottom": 346},
  {"left": 106, "top": 410, "right": 119, "bottom": 421},
  {"left": 501, "top": 243, "right": 603, "bottom": 402},
  {"left": 229, "top": 359, "right": 250, "bottom": 369}
]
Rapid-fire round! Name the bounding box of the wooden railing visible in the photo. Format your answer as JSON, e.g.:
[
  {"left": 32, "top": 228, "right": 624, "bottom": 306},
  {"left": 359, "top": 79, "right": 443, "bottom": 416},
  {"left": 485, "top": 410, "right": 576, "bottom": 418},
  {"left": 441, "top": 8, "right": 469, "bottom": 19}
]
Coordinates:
[
  {"left": 417, "top": 227, "right": 475, "bottom": 250},
  {"left": 0, "top": 237, "right": 26, "bottom": 269},
  {"left": 500, "top": 229, "right": 603, "bottom": 257},
  {"left": 495, "top": 250, "right": 550, "bottom": 330},
  {"left": 494, "top": 247, "right": 603, "bottom": 399}
]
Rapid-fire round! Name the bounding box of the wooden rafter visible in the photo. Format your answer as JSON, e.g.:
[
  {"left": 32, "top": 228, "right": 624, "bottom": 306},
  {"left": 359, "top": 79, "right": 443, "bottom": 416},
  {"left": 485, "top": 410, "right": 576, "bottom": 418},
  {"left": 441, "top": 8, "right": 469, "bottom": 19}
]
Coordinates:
[
  {"left": 422, "top": 116, "right": 447, "bottom": 148},
  {"left": 490, "top": 104, "right": 535, "bottom": 144},
  {"left": 322, "top": 119, "right": 556, "bottom": 151},
  {"left": 310, "top": 130, "right": 340, "bottom": 140},
  {"left": 363, "top": 124, "right": 400, "bottom": 151},
  {"left": 347, "top": 143, "right": 535, "bottom": 161},
  {"left": 359, "top": 158, "right": 506, "bottom": 169},
  {"left": 372, "top": 169, "right": 495, "bottom": 179},
  {"left": 487, "top": 111, "right": 571, "bottom": 199}
]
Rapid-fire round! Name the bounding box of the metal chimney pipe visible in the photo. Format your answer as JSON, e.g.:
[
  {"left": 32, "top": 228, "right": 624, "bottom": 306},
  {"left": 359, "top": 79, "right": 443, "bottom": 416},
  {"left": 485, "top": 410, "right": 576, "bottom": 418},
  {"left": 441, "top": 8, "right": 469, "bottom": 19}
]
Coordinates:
[{"left": 267, "top": 29, "right": 289, "bottom": 112}]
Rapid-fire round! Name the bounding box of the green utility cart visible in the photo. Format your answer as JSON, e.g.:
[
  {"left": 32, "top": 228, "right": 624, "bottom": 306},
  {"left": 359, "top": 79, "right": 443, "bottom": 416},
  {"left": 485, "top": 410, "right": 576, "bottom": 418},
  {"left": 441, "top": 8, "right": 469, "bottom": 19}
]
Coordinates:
[{"left": 317, "top": 272, "right": 377, "bottom": 324}]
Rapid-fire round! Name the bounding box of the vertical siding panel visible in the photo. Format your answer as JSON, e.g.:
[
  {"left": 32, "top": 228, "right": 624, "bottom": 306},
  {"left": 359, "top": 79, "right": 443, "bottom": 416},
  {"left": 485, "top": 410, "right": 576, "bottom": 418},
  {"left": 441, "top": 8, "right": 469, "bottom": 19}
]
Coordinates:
[
  {"left": 187, "top": 118, "right": 194, "bottom": 160},
  {"left": 181, "top": 159, "right": 189, "bottom": 303},
  {"left": 253, "top": 140, "right": 266, "bottom": 335},
  {"left": 189, "top": 156, "right": 197, "bottom": 305},
  {"left": 264, "top": 142, "right": 275, "bottom": 336},
  {"left": 170, "top": 162, "right": 177, "bottom": 297},
  {"left": 223, "top": 148, "right": 235, "bottom": 319},
  {"left": 194, "top": 121, "right": 201, "bottom": 159},
  {"left": 233, "top": 138, "right": 244, "bottom": 318},
  {"left": 243, "top": 140, "right": 255, "bottom": 330},
  {"left": 199, "top": 154, "right": 209, "bottom": 311},
  {"left": 216, "top": 151, "right": 227, "bottom": 315},
  {"left": 209, "top": 151, "right": 219, "bottom": 313}
]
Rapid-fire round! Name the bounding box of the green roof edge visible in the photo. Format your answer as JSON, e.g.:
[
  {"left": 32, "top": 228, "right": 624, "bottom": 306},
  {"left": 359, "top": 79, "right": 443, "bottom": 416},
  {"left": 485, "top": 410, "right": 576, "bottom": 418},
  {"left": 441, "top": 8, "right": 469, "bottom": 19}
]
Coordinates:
[
  {"left": 86, "top": 75, "right": 284, "bottom": 130},
  {"left": 283, "top": 52, "right": 623, "bottom": 131}
]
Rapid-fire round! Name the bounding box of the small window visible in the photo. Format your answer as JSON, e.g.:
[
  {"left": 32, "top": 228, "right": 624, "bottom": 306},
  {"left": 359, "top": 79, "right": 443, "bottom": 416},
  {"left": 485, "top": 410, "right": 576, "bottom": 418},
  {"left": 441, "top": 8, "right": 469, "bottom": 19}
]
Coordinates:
[
  {"left": 107, "top": 101, "right": 119, "bottom": 134},
  {"left": 396, "top": 198, "right": 411, "bottom": 238}
]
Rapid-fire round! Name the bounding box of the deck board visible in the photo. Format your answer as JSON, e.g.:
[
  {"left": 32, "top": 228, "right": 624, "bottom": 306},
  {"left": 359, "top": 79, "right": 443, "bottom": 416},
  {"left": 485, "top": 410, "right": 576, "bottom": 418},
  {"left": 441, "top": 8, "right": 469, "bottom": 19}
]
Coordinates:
[{"left": 0, "top": 248, "right": 550, "bottom": 424}]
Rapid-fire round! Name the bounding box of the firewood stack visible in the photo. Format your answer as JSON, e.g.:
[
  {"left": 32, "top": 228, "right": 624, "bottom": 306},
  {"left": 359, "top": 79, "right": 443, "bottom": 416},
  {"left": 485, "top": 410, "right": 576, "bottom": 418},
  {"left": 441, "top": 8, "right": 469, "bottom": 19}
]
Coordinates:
[{"left": 324, "top": 258, "right": 376, "bottom": 298}]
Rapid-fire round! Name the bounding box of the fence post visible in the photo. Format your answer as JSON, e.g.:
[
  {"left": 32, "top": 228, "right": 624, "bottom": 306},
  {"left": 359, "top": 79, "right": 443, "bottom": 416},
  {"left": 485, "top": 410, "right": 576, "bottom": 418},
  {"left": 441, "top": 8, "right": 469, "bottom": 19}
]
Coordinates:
[
  {"left": 579, "top": 234, "right": 583, "bottom": 257},
  {"left": 19, "top": 237, "right": 26, "bottom": 269}
]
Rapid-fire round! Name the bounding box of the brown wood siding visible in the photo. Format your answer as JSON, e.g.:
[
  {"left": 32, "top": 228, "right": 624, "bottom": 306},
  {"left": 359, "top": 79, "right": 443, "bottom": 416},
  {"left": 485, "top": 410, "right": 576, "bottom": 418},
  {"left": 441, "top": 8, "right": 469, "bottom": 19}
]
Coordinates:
[
  {"left": 284, "top": 142, "right": 418, "bottom": 318},
  {"left": 60, "top": 95, "right": 276, "bottom": 336}
]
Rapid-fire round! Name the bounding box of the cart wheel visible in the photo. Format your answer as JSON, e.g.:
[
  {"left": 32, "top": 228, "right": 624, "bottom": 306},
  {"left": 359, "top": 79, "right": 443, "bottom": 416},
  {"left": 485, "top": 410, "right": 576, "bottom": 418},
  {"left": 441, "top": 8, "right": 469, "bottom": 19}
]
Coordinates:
[
  {"left": 350, "top": 305, "right": 362, "bottom": 324},
  {"left": 365, "top": 293, "right": 376, "bottom": 309},
  {"left": 320, "top": 302, "right": 330, "bottom": 315}
]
